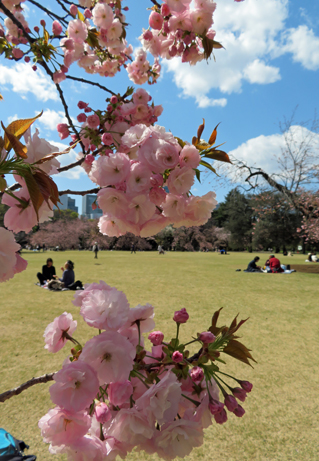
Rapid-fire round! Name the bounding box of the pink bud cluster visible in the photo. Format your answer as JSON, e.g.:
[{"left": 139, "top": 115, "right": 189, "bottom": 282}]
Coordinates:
[
  {"left": 0, "top": 227, "right": 27, "bottom": 283},
  {"left": 39, "top": 280, "right": 253, "bottom": 460}
]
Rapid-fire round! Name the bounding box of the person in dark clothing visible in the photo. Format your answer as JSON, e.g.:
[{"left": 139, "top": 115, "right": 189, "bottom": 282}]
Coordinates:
[
  {"left": 246, "top": 256, "right": 262, "bottom": 272},
  {"left": 93, "top": 242, "right": 99, "bottom": 259},
  {"left": 131, "top": 243, "right": 136, "bottom": 254},
  {"left": 37, "top": 258, "right": 56, "bottom": 285},
  {"left": 52, "top": 260, "right": 83, "bottom": 290}
]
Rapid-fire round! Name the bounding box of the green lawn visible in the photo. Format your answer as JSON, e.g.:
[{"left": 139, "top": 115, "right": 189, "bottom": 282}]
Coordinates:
[{"left": 0, "top": 250, "right": 318, "bottom": 461}]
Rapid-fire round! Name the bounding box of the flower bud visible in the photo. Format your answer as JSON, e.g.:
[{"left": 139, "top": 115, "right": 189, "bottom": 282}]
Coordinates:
[
  {"left": 148, "top": 331, "right": 164, "bottom": 346},
  {"left": 84, "top": 8, "right": 92, "bottom": 18},
  {"left": 95, "top": 402, "right": 112, "bottom": 423},
  {"left": 199, "top": 331, "right": 215, "bottom": 344},
  {"left": 173, "top": 308, "right": 189, "bottom": 324},
  {"left": 172, "top": 351, "right": 183, "bottom": 363},
  {"left": 149, "top": 11, "right": 163, "bottom": 30},
  {"left": 238, "top": 380, "right": 253, "bottom": 392},
  {"left": 70, "top": 4, "right": 78, "bottom": 16},
  {"left": 232, "top": 387, "right": 247, "bottom": 402},
  {"left": 234, "top": 404, "right": 245, "bottom": 417},
  {"left": 110, "top": 95, "right": 118, "bottom": 104},
  {"left": 214, "top": 408, "right": 227, "bottom": 424},
  {"left": 161, "top": 4, "right": 170, "bottom": 16},
  {"left": 224, "top": 395, "right": 238, "bottom": 412},
  {"left": 24, "top": 56, "right": 30, "bottom": 63},
  {"left": 52, "top": 20, "right": 62, "bottom": 36},
  {"left": 209, "top": 399, "right": 224, "bottom": 415},
  {"left": 190, "top": 366, "right": 204, "bottom": 384},
  {"left": 40, "top": 20, "right": 46, "bottom": 27}
]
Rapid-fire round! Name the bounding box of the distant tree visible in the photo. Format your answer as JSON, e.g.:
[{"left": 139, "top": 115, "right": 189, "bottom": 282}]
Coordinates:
[
  {"left": 51, "top": 209, "right": 79, "bottom": 222},
  {"left": 30, "top": 219, "right": 90, "bottom": 250},
  {"left": 154, "top": 225, "right": 175, "bottom": 250}
]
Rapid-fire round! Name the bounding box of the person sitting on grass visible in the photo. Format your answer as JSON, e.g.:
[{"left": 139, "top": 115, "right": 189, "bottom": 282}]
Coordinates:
[
  {"left": 246, "top": 256, "right": 263, "bottom": 272},
  {"left": 48, "top": 260, "right": 83, "bottom": 290},
  {"left": 269, "top": 254, "right": 284, "bottom": 273},
  {"left": 37, "top": 258, "right": 56, "bottom": 285}
]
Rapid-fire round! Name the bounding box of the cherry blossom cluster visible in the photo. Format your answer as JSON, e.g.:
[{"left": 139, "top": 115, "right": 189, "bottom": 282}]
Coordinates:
[
  {"left": 57, "top": 88, "right": 218, "bottom": 237},
  {"left": 141, "top": 0, "right": 217, "bottom": 66},
  {"left": 39, "top": 280, "right": 253, "bottom": 460},
  {"left": 0, "top": 0, "right": 244, "bottom": 85}
]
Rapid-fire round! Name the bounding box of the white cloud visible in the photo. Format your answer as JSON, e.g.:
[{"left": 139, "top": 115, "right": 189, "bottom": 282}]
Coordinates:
[
  {"left": 165, "top": 0, "right": 288, "bottom": 105},
  {"left": 6, "top": 114, "right": 18, "bottom": 125},
  {"left": 0, "top": 62, "right": 58, "bottom": 102},
  {"left": 163, "top": 0, "right": 319, "bottom": 106},
  {"left": 197, "top": 96, "right": 227, "bottom": 108},
  {"left": 283, "top": 25, "right": 319, "bottom": 71},
  {"left": 36, "top": 109, "right": 69, "bottom": 131},
  {"left": 223, "top": 125, "right": 319, "bottom": 183},
  {"left": 243, "top": 59, "right": 281, "bottom": 84}
]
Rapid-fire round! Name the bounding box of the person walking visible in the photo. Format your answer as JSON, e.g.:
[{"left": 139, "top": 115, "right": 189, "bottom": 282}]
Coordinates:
[
  {"left": 131, "top": 243, "right": 136, "bottom": 254},
  {"left": 93, "top": 242, "right": 99, "bottom": 259}
]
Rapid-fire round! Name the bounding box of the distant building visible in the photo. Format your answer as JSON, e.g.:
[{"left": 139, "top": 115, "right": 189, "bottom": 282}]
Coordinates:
[
  {"left": 54, "top": 195, "right": 78, "bottom": 213},
  {"left": 82, "top": 194, "right": 103, "bottom": 220}
]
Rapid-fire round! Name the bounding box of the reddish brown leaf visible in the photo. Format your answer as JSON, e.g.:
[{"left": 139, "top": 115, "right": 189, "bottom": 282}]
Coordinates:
[
  {"left": 192, "top": 136, "right": 197, "bottom": 146},
  {"left": 197, "top": 119, "right": 205, "bottom": 143},
  {"left": 23, "top": 171, "right": 44, "bottom": 220},
  {"left": 204, "top": 150, "right": 232, "bottom": 164},
  {"left": 3, "top": 112, "right": 43, "bottom": 151},
  {"left": 223, "top": 339, "right": 257, "bottom": 367},
  {"left": 208, "top": 122, "right": 220, "bottom": 145},
  {"left": 1, "top": 122, "right": 28, "bottom": 158}
]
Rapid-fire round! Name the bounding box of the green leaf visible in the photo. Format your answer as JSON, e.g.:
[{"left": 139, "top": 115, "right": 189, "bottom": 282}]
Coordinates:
[
  {"left": 175, "top": 137, "right": 186, "bottom": 148},
  {"left": 170, "top": 338, "right": 179, "bottom": 349},
  {"left": 194, "top": 168, "right": 201, "bottom": 183},
  {"left": 78, "top": 10, "right": 85, "bottom": 21},
  {"left": 199, "top": 160, "right": 219, "bottom": 176}
]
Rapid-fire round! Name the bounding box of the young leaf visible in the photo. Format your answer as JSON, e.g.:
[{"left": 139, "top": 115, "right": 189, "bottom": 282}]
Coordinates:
[
  {"left": 23, "top": 170, "right": 44, "bottom": 219},
  {"left": 197, "top": 118, "right": 205, "bottom": 143},
  {"left": 3, "top": 111, "right": 43, "bottom": 150},
  {"left": 1, "top": 122, "right": 28, "bottom": 158},
  {"left": 223, "top": 339, "right": 257, "bottom": 367},
  {"left": 78, "top": 10, "right": 85, "bottom": 21},
  {"left": 199, "top": 160, "right": 219, "bottom": 176},
  {"left": 204, "top": 150, "right": 232, "bottom": 164},
  {"left": 175, "top": 137, "right": 186, "bottom": 148},
  {"left": 208, "top": 122, "right": 221, "bottom": 145},
  {"left": 194, "top": 168, "right": 201, "bottom": 183}
]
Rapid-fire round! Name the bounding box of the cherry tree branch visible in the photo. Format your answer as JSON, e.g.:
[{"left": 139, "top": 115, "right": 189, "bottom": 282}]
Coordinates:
[
  {"left": 27, "top": 0, "right": 68, "bottom": 25},
  {"left": 0, "top": 373, "right": 55, "bottom": 403},
  {"left": 59, "top": 188, "right": 101, "bottom": 196},
  {"left": 66, "top": 75, "right": 116, "bottom": 96},
  {"left": 54, "top": 0, "right": 72, "bottom": 16}
]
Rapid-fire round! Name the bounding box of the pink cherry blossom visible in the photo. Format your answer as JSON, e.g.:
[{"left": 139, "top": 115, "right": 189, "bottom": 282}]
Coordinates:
[
  {"left": 0, "top": 228, "right": 22, "bottom": 283},
  {"left": 138, "top": 137, "right": 180, "bottom": 174},
  {"left": 38, "top": 407, "right": 91, "bottom": 446},
  {"left": 108, "top": 408, "right": 154, "bottom": 445},
  {"left": 154, "top": 418, "right": 203, "bottom": 460},
  {"left": 67, "top": 19, "right": 88, "bottom": 43},
  {"left": 125, "top": 303, "right": 155, "bottom": 333},
  {"left": 72, "top": 280, "right": 112, "bottom": 307},
  {"left": 24, "top": 128, "right": 60, "bottom": 175},
  {"left": 79, "top": 286, "right": 130, "bottom": 331},
  {"left": 127, "top": 194, "right": 156, "bottom": 225},
  {"left": 173, "top": 307, "right": 189, "bottom": 323},
  {"left": 149, "top": 11, "right": 163, "bottom": 30},
  {"left": 52, "top": 20, "right": 62, "bottom": 35},
  {"left": 148, "top": 331, "right": 164, "bottom": 346},
  {"left": 92, "top": 3, "right": 114, "bottom": 29},
  {"left": 108, "top": 380, "right": 133, "bottom": 406},
  {"left": 167, "top": 166, "right": 195, "bottom": 195},
  {"left": 53, "top": 70, "right": 66, "bottom": 83},
  {"left": 86, "top": 113, "right": 100, "bottom": 128},
  {"left": 90, "top": 153, "right": 130, "bottom": 187},
  {"left": 162, "top": 194, "right": 186, "bottom": 219},
  {"left": 149, "top": 187, "right": 167, "bottom": 206},
  {"left": 2, "top": 187, "right": 53, "bottom": 233},
  {"left": 101, "top": 132, "right": 113, "bottom": 145},
  {"left": 44, "top": 312, "right": 77, "bottom": 353},
  {"left": 79, "top": 331, "right": 136, "bottom": 384},
  {"left": 97, "top": 188, "right": 128, "bottom": 217},
  {"left": 121, "top": 124, "right": 151, "bottom": 149},
  {"left": 136, "top": 371, "right": 181, "bottom": 425},
  {"left": 179, "top": 144, "right": 201, "bottom": 168},
  {"left": 126, "top": 162, "right": 152, "bottom": 195},
  {"left": 140, "top": 213, "right": 170, "bottom": 238},
  {"left": 65, "top": 435, "right": 107, "bottom": 461},
  {"left": 50, "top": 361, "right": 99, "bottom": 412},
  {"left": 95, "top": 402, "right": 112, "bottom": 424},
  {"left": 14, "top": 253, "right": 28, "bottom": 275}
]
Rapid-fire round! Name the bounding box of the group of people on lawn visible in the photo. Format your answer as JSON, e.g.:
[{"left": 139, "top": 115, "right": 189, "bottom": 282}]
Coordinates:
[
  {"left": 37, "top": 258, "right": 83, "bottom": 290},
  {"left": 247, "top": 255, "right": 286, "bottom": 273}
]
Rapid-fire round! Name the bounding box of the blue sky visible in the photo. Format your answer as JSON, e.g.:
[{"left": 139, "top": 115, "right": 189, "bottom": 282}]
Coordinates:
[{"left": 0, "top": 0, "right": 318, "bottom": 213}]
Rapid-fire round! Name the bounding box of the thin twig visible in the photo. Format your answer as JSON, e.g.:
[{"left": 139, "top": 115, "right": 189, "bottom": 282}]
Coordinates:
[
  {"left": 28, "top": 0, "right": 68, "bottom": 25},
  {"left": 66, "top": 75, "right": 116, "bottom": 96},
  {"left": 0, "top": 373, "right": 55, "bottom": 403},
  {"left": 59, "top": 188, "right": 101, "bottom": 196}
]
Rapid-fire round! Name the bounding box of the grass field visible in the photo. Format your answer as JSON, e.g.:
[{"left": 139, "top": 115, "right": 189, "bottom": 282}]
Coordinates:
[{"left": 0, "top": 250, "right": 318, "bottom": 461}]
